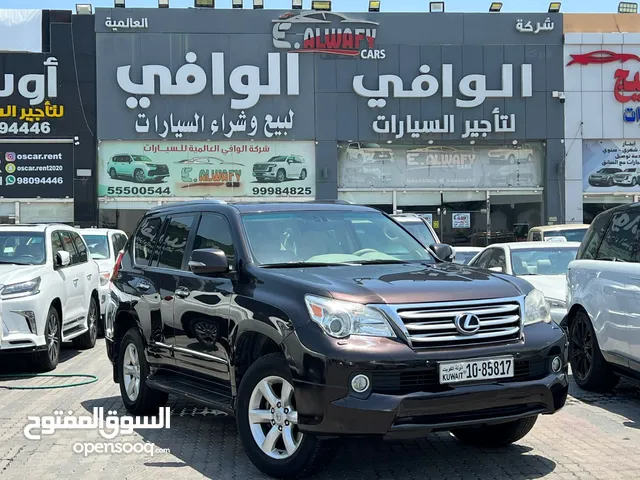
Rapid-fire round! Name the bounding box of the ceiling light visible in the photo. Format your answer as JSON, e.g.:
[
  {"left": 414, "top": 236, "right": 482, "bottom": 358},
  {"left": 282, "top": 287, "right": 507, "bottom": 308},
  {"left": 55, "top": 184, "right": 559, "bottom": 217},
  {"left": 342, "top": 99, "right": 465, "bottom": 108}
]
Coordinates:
[
  {"left": 253, "top": 0, "right": 264, "bottom": 7},
  {"left": 369, "top": 1, "right": 380, "bottom": 12},
  {"left": 548, "top": 2, "right": 561, "bottom": 12},
  {"left": 293, "top": 0, "right": 302, "bottom": 8},
  {"left": 232, "top": 0, "right": 242, "bottom": 7},
  {"left": 489, "top": 2, "right": 502, "bottom": 12},
  {"left": 158, "top": 0, "right": 169, "bottom": 7},
  {"left": 75, "top": 4, "right": 92, "bottom": 14},
  {"left": 619, "top": 2, "right": 638, "bottom": 13},
  {"left": 312, "top": 1, "right": 331, "bottom": 11},
  {"left": 114, "top": 0, "right": 125, "bottom": 7},
  {"left": 194, "top": 0, "right": 214, "bottom": 5},
  {"left": 429, "top": 2, "right": 444, "bottom": 12}
]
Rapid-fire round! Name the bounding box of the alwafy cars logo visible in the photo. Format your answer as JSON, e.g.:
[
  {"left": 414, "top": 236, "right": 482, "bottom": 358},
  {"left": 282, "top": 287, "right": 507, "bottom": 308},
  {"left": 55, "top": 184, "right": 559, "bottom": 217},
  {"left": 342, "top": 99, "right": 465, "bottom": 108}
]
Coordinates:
[{"left": 272, "top": 11, "right": 385, "bottom": 60}]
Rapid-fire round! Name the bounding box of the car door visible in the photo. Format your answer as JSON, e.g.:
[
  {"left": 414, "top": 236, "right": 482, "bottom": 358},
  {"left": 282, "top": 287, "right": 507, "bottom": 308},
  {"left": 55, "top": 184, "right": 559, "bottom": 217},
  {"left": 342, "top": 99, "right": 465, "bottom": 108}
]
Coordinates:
[
  {"left": 56, "top": 230, "right": 85, "bottom": 326},
  {"left": 131, "top": 215, "right": 175, "bottom": 368},
  {"left": 51, "top": 231, "right": 78, "bottom": 327},
  {"left": 69, "top": 230, "right": 93, "bottom": 316},
  {"left": 172, "top": 212, "right": 234, "bottom": 394}
]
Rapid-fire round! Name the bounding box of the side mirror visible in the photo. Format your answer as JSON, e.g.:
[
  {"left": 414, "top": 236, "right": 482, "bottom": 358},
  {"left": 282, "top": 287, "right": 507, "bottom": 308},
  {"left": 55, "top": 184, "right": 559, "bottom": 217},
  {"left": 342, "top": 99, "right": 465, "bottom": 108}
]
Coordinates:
[
  {"left": 430, "top": 243, "right": 455, "bottom": 262},
  {"left": 489, "top": 266, "right": 504, "bottom": 273},
  {"left": 56, "top": 250, "right": 71, "bottom": 267},
  {"left": 188, "top": 248, "right": 229, "bottom": 275}
]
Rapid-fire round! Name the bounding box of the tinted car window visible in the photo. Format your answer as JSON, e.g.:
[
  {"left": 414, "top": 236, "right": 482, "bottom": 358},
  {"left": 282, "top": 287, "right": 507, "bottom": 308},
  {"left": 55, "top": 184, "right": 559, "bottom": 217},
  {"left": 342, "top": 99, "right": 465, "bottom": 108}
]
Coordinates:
[
  {"left": 155, "top": 215, "right": 195, "bottom": 270},
  {"left": 192, "top": 213, "right": 234, "bottom": 262},
  {"left": 51, "top": 232, "right": 64, "bottom": 259},
  {"left": 595, "top": 211, "right": 640, "bottom": 263},
  {"left": 578, "top": 213, "right": 612, "bottom": 260},
  {"left": 58, "top": 231, "right": 79, "bottom": 264},
  {"left": 71, "top": 232, "right": 88, "bottom": 263},
  {"left": 115, "top": 234, "right": 128, "bottom": 253},
  {"left": 488, "top": 249, "right": 507, "bottom": 270},
  {"left": 399, "top": 221, "right": 436, "bottom": 247},
  {"left": 471, "top": 249, "right": 493, "bottom": 269},
  {"left": 135, "top": 217, "right": 163, "bottom": 266}
]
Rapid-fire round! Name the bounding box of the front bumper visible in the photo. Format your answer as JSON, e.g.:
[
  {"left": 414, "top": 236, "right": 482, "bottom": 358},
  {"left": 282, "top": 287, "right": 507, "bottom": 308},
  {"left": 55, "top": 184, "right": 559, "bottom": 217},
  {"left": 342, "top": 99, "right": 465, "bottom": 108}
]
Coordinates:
[
  {"left": 588, "top": 178, "right": 611, "bottom": 186},
  {"left": 288, "top": 321, "right": 568, "bottom": 438},
  {"left": 613, "top": 178, "right": 634, "bottom": 185},
  {"left": 0, "top": 293, "right": 49, "bottom": 352},
  {"left": 253, "top": 170, "right": 276, "bottom": 179}
]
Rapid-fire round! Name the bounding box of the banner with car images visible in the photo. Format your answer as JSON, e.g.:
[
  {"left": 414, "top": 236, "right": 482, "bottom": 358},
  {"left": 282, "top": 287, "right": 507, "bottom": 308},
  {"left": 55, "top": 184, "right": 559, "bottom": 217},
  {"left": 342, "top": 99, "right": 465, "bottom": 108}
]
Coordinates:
[
  {"left": 583, "top": 140, "right": 640, "bottom": 193},
  {"left": 98, "top": 141, "right": 315, "bottom": 199},
  {"left": 337, "top": 142, "right": 544, "bottom": 189}
]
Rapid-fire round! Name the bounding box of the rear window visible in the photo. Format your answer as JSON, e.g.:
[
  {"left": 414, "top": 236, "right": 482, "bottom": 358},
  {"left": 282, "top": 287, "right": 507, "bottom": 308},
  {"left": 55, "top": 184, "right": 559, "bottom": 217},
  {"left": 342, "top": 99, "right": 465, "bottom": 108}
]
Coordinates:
[
  {"left": 544, "top": 228, "right": 587, "bottom": 243},
  {"left": 134, "top": 217, "right": 163, "bottom": 266}
]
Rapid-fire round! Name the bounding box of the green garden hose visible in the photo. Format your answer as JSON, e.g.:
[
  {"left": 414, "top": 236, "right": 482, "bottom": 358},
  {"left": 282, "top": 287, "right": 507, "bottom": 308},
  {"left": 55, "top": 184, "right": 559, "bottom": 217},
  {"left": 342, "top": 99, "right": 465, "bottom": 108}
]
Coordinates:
[{"left": 0, "top": 373, "right": 98, "bottom": 390}]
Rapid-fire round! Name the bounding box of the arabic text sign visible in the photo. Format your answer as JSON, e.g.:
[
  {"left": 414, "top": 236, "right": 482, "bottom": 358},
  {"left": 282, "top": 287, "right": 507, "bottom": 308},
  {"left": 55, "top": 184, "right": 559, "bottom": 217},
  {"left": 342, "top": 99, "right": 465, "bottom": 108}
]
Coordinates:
[
  {"left": 582, "top": 139, "right": 640, "bottom": 193},
  {"left": 98, "top": 140, "right": 316, "bottom": 199},
  {"left": 515, "top": 17, "right": 555, "bottom": 34}
]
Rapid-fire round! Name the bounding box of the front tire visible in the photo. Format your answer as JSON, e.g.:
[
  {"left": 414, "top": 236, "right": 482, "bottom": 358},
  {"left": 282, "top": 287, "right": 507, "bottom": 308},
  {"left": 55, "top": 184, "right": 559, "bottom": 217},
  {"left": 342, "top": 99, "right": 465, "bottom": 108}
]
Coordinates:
[
  {"left": 450, "top": 416, "right": 538, "bottom": 448},
  {"left": 569, "top": 309, "right": 619, "bottom": 392},
  {"left": 118, "top": 328, "right": 169, "bottom": 415},
  {"left": 134, "top": 169, "right": 146, "bottom": 183},
  {"left": 299, "top": 169, "right": 307, "bottom": 180},
  {"left": 32, "top": 306, "right": 61, "bottom": 372},
  {"left": 276, "top": 169, "right": 286, "bottom": 183},
  {"left": 72, "top": 296, "right": 98, "bottom": 350},
  {"left": 109, "top": 168, "right": 118, "bottom": 179},
  {"left": 236, "top": 354, "right": 337, "bottom": 479}
]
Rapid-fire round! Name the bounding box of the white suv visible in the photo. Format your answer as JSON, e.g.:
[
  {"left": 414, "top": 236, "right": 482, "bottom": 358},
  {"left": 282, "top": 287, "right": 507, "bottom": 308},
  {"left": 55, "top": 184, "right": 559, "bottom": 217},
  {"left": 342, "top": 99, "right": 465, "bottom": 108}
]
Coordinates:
[
  {"left": 0, "top": 225, "right": 101, "bottom": 371},
  {"left": 566, "top": 203, "right": 640, "bottom": 392},
  {"left": 80, "top": 228, "right": 128, "bottom": 334}
]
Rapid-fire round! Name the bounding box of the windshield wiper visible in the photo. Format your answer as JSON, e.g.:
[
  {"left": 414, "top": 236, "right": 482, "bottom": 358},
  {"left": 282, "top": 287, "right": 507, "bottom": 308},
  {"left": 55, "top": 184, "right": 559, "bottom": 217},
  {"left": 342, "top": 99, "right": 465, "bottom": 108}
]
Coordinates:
[
  {"left": 352, "top": 259, "right": 408, "bottom": 265},
  {"left": 0, "top": 261, "right": 19, "bottom": 265},
  {"left": 261, "top": 262, "right": 357, "bottom": 268}
]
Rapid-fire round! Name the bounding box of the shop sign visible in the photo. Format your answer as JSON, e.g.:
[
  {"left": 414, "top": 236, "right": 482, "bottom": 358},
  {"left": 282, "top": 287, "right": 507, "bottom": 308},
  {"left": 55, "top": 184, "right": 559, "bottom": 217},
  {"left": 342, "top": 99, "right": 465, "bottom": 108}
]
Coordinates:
[
  {"left": 582, "top": 139, "right": 640, "bottom": 193},
  {"left": 452, "top": 213, "right": 471, "bottom": 229},
  {"left": 104, "top": 16, "right": 148, "bottom": 30},
  {"left": 98, "top": 140, "right": 315, "bottom": 199},
  {"left": 272, "top": 11, "right": 384, "bottom": 60},
  {"left": 356, "top": 63, "right": 532, "bottom": 139},
  {"left": 0, "top": 145, "right": 73, "bottom": 198},
  {"left": 0, "top": 57, "right": 65, "bottom": 136},
  {"left": 338, "top": 142, "right": 543, "bottom": 189},
  {"left": 515, "top": 18, "right": 555, "bottom": 34}
]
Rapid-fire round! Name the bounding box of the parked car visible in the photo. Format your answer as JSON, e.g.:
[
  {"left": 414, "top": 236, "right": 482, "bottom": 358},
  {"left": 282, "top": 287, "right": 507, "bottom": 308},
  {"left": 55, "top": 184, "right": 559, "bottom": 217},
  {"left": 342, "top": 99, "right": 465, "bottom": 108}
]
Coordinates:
[
  {"left": 252, "top": 155, "right": 308, "bottom": 183},
  {"left": 468, "top": 242, "right": 580, "bottom": 325},
  {"left": 487, "top": 143, "right": 534, "bottom": 164},
  {"left": 452, "top": 246, "right": 483, "bottom": 265},
  {"left": 588, "top": 167, "right": 623, "bottom": 187},
  {"left": 0, "top": 225, "right": 100, "bottom": 371},
  {"left": 390, "top": 213, "right": 440, "bottom": 250},
  {"left": 106, "top": 200, "right": 568, "bottom": 479},
  {"left": 175, "top": 156, "right": 244, "bottom": 167},
  {"left": 613, "top": 167, "right": 640, "bottom": 187},
  {"left": 107, "top": 154, "right": 170, "bottom": 183},
  {"left": 80, "top": 228, "right": 128, "bottom": 335},
  {"left": 340, "top": 165, "right": 391, "bottom": 187},
  {"left": 566, "top": 202, "right": 640, "bottom": 392},
  {"left": 345, "top": 142, "right": 394, "bottom": 162},
  {"left": 527, "top": 224, "right": 590, "bottom": 243}
]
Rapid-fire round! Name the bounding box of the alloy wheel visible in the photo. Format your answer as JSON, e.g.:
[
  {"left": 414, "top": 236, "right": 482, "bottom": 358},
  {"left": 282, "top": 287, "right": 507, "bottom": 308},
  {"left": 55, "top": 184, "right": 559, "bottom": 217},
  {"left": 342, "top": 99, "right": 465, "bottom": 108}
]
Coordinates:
[
  {"left": 47, "top": 313, "right": 60, "bottom": 364},
  {"left": 88, "top": 301, "right": 98, "bottom": 343},
  {"left": 570, "top": 316, "right": 593, "bottom": 381},
  {"left": 135, "top": 170, "right": 145, "bottom": 182},
  {"left": 248, "top": 376, "right": 303, "bottom": 460},
  {"left": 194, "top": 321, "right": 217, "bottom": 347},
  {"left": 123, "top": 343, "right": 141, "bottom": 401}
]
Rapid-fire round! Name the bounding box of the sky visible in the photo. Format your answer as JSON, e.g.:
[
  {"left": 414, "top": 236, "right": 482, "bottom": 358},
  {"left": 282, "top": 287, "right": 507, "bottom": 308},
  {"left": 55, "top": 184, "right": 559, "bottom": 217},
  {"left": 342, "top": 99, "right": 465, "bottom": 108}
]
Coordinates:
[{"left": 0, "top": 0, "right": 630, "bottom": 13}]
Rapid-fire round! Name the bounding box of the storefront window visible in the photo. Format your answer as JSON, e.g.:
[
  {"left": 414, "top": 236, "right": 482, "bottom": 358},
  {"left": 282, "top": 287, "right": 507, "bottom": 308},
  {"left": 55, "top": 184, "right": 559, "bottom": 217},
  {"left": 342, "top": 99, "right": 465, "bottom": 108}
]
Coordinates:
[{"left": 20, "top": 202, "right": 73, "bottom": 224}]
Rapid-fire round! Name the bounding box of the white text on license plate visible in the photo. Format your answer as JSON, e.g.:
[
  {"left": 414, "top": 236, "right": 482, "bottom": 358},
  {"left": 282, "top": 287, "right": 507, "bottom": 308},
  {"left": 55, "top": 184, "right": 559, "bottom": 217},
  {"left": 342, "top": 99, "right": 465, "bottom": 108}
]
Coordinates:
[{"left": 439, "top": 356, "right": 514, "bottom": 384}]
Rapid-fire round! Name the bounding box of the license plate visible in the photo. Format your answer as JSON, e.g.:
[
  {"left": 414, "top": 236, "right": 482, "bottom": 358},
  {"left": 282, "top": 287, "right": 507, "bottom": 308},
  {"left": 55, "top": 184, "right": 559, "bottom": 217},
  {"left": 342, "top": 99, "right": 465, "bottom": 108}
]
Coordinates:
[{"left": 439, "top": 356, "right": 514, "bottom": 384}]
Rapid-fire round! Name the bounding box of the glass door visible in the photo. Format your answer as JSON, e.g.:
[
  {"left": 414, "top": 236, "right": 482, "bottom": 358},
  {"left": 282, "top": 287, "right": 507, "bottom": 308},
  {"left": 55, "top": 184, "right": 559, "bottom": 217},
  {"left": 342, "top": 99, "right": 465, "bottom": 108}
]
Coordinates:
[{"left": 440, "top": 192, "right": 487, "bottom": 246}]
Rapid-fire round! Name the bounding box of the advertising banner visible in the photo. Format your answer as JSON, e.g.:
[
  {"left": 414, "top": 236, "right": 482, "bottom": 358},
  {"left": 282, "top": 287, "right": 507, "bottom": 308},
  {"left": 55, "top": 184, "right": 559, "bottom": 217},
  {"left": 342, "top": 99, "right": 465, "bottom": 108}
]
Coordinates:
[
  {"left": 583, "top": 140, "right": 640, "bottom": 193},
  {"left": 98, "top": 141, "right": 315, "bottom": 199},
  {"left": 338, "top": 142, "right": 544, "bottom": 189},
  {"left": 0, "top": 144, "right": 73, "bottom": 198}
]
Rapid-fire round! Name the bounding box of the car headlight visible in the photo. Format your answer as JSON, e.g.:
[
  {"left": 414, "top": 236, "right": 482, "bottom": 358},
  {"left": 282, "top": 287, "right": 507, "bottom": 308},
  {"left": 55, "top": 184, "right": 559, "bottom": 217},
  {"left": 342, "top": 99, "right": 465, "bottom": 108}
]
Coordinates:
[
  {"left": 523, "top": 289, "right": 551, "bottom": 326},
  {"left": 546, "top": 298, "right": 567, "bottom": 309},
  {"left": 304, "top": 295, "right": 396, "bottom": 339},
  {"left": 100, "top": 272, "right": 111, "bottom": 286},
  {"left": 1, "top": 277, "right": 41, "bottom": 298}
]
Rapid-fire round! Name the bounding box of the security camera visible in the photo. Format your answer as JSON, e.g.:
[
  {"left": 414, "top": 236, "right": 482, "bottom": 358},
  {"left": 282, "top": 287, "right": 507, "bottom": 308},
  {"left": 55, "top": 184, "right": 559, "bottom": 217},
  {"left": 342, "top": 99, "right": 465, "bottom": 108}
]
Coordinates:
[{"left": 559, "top": 92, "right": 566, "bottom": 103}]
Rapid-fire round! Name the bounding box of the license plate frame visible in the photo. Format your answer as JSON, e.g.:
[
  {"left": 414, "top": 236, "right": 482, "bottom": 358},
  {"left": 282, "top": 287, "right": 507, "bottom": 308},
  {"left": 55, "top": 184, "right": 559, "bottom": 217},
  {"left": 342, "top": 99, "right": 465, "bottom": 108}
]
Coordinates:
[{"left": 439, "top": 355, "right": 515, "bottom": 385}]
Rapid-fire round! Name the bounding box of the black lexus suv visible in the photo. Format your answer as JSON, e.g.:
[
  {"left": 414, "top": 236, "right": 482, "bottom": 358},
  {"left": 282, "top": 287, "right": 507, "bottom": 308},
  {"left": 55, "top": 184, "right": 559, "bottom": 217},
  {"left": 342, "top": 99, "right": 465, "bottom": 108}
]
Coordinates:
[{"left": 105, "top": 200, "right": 568, "bottom": 479}]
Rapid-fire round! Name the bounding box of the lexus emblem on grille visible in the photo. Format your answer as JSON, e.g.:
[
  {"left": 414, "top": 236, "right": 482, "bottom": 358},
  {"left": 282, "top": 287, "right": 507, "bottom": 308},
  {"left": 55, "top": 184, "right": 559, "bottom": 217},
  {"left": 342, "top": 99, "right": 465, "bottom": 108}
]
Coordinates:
[{"left": 454, "top": 313, "right": 481, "bottom": 335}]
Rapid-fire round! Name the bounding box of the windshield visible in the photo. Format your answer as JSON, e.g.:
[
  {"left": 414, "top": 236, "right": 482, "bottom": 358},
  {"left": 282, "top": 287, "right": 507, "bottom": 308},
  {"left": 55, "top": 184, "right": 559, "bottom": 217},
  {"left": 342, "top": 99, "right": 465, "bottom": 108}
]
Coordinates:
[
  {"left": 454, "top": 251, "right": 479, "bottom": 265},
  {"left": 0, "top": 232, "right": 46, "bottom": 265},
  {"left": 241, "top": 211, "right": 435, "bottom": 266},
  {"left": 624, "top": 168, "right": 637, "bottom": 172},
  {"left": 363, "top": 143, "right": 381, "bottom": 148},
  {"left": 511, "top": 247, "right": 578, "bottom": 276},
  {"left": 132, "top": 155, "right": 152, "bottom": 163},
  {"left": 399, "top": 222, "right": 436, "bottom": 247},
  {"left": 599, "top": 168, "right": 620, "bottom": 174},
  {"left": 268, "top": 156, "right": 286, "bottom": 162},
  {"left": 544, "top": 228, "right": 587, "bottom": 243},
  {"left": 82, "top": 234, "right": 110, "bottom": 259}
]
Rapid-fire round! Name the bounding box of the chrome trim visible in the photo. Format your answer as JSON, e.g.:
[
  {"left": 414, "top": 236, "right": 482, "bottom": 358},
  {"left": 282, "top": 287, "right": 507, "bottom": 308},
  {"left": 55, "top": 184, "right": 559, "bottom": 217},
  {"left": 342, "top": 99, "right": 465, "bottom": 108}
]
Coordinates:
[{"left": 173, "top": 346, "right": 228, "bottom": 364}]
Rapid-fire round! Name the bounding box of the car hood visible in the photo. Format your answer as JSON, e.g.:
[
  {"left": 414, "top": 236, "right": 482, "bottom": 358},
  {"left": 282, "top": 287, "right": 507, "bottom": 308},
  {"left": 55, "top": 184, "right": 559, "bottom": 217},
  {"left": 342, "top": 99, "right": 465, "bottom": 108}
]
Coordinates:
[
  {"left": 518, "top": 275, "right": 566, "bottom": 301},
  {"left": 0, "top": 264, "right": 44, "bottom": 286},
  {"left": 256, "top": 262, "right": 530, "bottom": 304}
]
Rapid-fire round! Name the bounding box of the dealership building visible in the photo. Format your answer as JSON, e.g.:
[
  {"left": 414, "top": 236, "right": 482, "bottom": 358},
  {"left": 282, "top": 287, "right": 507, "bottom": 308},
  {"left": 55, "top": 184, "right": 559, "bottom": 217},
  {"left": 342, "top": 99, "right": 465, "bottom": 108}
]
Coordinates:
[
  {"left": 94, "top": 7, "right": 565, "bottom": 245},
  {"left": 0, "top": 9, "right": 96, "bottom": 226},
  {"left": 563, "top": 13, "right": 640, "bottom": 224}
]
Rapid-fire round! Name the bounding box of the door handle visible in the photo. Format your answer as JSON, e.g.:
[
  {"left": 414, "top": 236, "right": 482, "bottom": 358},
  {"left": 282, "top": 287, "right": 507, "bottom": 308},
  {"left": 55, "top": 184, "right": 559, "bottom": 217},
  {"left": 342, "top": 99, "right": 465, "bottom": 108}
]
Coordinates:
[
  {"left": 175, "top": 287, "right": 190, "bottom": 299},
  {"left": 137, "top": 281, "right": 151, "bottom": 291},
  {"left": 73, "top": 278, "right": 79, "bottom": 287},
  {"left": 86, "top": 274, "right": 92, "bottom": 281}
]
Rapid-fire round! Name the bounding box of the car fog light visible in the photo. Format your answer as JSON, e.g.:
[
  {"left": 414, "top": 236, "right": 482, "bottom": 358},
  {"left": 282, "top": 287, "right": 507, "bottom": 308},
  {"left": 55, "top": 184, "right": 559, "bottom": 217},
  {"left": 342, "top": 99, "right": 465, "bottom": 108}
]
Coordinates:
[
  {"left": 551, "top": 356, "right": 562, "bottom": 373},
  {"left": 351, "top": 374, "right": 370, "bottom": 393}
]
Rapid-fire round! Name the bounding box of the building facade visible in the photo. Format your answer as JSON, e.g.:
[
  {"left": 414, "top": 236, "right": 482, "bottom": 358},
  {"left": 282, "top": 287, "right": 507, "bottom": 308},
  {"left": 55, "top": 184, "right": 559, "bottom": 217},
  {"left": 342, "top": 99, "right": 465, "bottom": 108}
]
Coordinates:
[
  {"left": 95, "top": 8, "right": 564, "bottom": 245},
  {"left": 0, "top": 10, "right": 97, "bottom": 226},
  {"left": 564, "top": 14, "right": 640, "bottom": 224}
]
